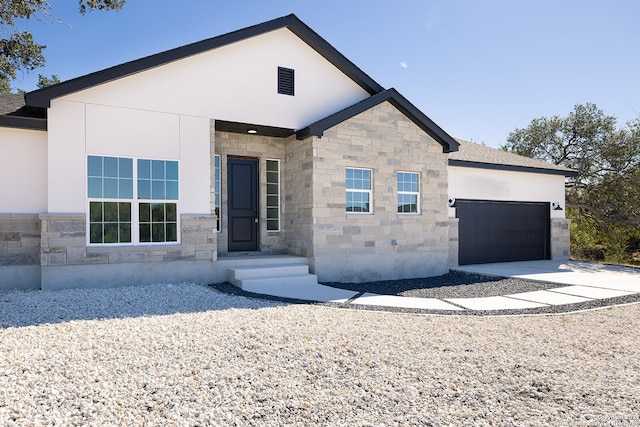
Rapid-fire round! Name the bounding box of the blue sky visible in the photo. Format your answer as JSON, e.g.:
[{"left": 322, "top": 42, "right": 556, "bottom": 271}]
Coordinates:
[{"left": 11, "top": 0, "right": 640, "bottom": 147}]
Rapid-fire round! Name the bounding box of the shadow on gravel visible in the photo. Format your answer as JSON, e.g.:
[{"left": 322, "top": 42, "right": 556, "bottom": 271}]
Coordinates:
[{"left": 0, "top": 283, "right": 285, "bottom": 328}]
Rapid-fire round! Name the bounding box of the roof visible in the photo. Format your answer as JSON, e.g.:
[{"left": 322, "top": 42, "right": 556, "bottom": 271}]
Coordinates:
[
  {"left": 12, "top": 14, "right": 459, "bottom": 153},
  {"left": 0, "top": 93, "right": 47, "bottom": 131},
  {"left": 0, "top": 93, "right": 28, "bottom": 115},
  {"left": 296, "top": 88, "right": 460, "bottom": 153},
  {"left": 449, "top": 139, "right": 578, "bottom": 176},
  {"left": 24, "top": 14, "right": 384, "bottom": 109}
]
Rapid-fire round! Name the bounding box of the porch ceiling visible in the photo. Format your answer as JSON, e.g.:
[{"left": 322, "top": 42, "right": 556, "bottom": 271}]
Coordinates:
[{"left": 215, "top": 120, "right": 295, "bottom": 138}]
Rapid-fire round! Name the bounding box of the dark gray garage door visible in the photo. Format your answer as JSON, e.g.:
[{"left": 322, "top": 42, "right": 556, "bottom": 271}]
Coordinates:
[{"left": 456, "top": 200, "right": 550, "bottom": 265}]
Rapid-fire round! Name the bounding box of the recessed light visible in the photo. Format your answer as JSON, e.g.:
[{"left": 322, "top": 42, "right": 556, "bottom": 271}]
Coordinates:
[{"left": 247, "top": 129, "right": 258, "bottom": 134}]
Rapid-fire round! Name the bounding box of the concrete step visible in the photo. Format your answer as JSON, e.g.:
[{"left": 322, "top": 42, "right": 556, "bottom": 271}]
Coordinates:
[
  {"left": 227, "top": 264, "right": 318, "bottom": 291},
  {"left": 229, "top": 264, "right": 310, "bottom": 282},
  {"left": 240, "top": 275, "right": 320, "bottom": 293}
]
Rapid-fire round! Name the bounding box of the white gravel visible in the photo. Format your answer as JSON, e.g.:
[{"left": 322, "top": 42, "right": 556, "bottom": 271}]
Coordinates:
[{"left": 1, "top": 283, "right": 639, "bottom": 426}]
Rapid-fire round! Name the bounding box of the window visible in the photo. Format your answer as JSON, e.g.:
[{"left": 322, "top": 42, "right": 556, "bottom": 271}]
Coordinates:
[
  {"left": 214, "top": 155, "right": 221, "bottom": 232},
  {"left": 88, "top": 156, "right": 133, "bottom": 243},
  {"left": 346, "top": 168, "right": 372, "bottom": 213},
  {"left": 397, "top": 171, "right": 420, "bottom": 214},
  {"left": 87, "top": 155, "right": 179, "bottom": 245},
  {"left": 266, "top": 159, "right": 280, "bottom": 231},
  {"left": 278, "top": 67, "right": 294, "bottom": 96},
  {"left": 137, "top": 159, "right": 178, "bottom": 243}
]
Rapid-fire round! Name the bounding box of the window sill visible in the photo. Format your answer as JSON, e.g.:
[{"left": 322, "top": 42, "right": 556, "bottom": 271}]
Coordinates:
[{"left": 87, "top": 243, "right": 181, "bottom": 251}]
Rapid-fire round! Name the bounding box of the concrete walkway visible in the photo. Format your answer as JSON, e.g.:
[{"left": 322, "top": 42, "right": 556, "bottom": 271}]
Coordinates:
[{"left": 237, "top": 260, "right": 640, "bottom": 313}]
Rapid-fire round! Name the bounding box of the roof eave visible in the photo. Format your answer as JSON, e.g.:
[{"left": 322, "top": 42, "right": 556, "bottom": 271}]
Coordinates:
[
  {"left": 0, "top": 115, "right": 47, "bottom": 131},
  {"left": 296, "top": 88, "right": 459, "bottom": 153},
  {"left": 448, "top": 159, "right": 579, "bottom": 177},
  {"left": 25, "top": 14, "right": 383, "bottom": 108}
]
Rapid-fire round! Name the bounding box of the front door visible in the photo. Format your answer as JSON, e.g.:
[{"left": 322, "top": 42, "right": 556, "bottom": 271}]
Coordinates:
[{"left": 227, "top": 157, "right": 259, "bottom": 251}]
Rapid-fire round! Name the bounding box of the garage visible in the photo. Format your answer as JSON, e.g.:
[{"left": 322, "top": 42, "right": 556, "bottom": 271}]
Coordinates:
[{"left": 456, "top": 200, "right": 550, "bottom": 265}]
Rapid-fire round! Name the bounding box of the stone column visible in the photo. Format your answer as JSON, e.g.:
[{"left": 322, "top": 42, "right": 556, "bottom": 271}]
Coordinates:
[{"left": 551, "top": 218, "right": 571, "bottom": 260}]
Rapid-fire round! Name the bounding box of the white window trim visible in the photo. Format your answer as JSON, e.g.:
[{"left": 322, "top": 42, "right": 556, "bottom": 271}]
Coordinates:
[
  {"left": 346, "top": 167, "right": 373, "bottom": 215},
  {"left": 397, "top": 171, "right": 420, "bottom": 215},
  {"left": 86, "top": 155, "right": 181, "bottom": 246},
  {"left": 266, "top": 158, "right": 281, "bottom": 232}
]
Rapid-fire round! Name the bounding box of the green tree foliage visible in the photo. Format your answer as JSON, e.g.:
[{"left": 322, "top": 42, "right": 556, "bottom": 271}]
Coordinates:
[
  {"left": 36, "top": 72, "right": 60, "bottom": 88},
  {"left": 502, "top": 104, "right": 640, "bottom": 264},
  {"left": 0, "top": 0, "right": 126, "bottom": 93}
]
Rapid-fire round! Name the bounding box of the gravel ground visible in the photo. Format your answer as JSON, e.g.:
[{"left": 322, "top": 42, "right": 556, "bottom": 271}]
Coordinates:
[
  {"left": 1, "top": 283, "right": 639, "bottom": 426},
  {"left": 323, "top": 271, "right": 568, "bottom": 299}
]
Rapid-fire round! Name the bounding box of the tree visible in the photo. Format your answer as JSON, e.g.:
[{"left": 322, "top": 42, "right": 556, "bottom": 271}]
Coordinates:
[
  {"left": 502, "top": 104, "right": 640, "bottom": 264},
  {"left": 36, "top": 73, "right": 60, "bottom": 88},
  {"left": 0, "top": 0, "right": 126, "bottom": 93}
]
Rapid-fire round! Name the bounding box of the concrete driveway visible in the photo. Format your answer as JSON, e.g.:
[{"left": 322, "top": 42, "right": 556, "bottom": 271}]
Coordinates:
[
  {"left": 444, "top": 260, "right": 640, "bottom": 311},
  {"left": 454, "top": 259, "right": 640, "bottom": 292}
]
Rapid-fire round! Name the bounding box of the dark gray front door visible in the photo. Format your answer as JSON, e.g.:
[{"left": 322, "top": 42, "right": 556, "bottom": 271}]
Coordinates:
[
  {"left": 456, "top": 200, "right": 550, "bottom": 265},
  {"left": 227, "top": 157, "right": 258, "bottom": 252}
]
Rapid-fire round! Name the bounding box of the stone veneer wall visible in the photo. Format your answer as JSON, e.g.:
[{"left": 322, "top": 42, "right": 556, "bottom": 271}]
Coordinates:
[
  {"left": 551, "top": 218, "right": 571, "bottom": 260},
  {"left": 213, "top": 129, "right": 288, "bottom": 255},
  {"left": 282, "top": 136, "right": 315, "bottom": 258},
  {"left": 39, "top": 213, "right": 216, "bottom": 289},
  {"left": 0, "top": 214, "right": 41, "bottom": 289},
  {"left": 305, "top": 101, "right": 451, "bottom": 282},
  {"left": 448, "top": 218, "right": 459, "bottom": 267}
]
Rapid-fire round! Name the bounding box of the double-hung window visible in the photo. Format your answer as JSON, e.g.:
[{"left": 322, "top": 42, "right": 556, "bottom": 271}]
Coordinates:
[
  {"left": 397, "top": 171, "right": 420, "bottom": 214},
  {"left": 87, "top": 155, "right": 179, "bottom": 245},
  {"left": 137, "top": 159, "right": 179, "bottom": 243},
  {"left": 346, "top": 168, "right": 372, "bottom": 213}
]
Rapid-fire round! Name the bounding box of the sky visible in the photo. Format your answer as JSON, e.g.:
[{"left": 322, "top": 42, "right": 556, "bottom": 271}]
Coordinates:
[{"left": 9, "top": 0, "right": 640, "bottom": 147}]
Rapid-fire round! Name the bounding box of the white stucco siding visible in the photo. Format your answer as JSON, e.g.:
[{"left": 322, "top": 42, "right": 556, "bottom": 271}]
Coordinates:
[
  {"left": 60, "top": 28, "right": 370, "bottom": 130},
  {"left": 448, "top": 166, "right": 566, "bottom": 219},
  {"left": 47, "top": 100, "right": 86, "bottom": 212},
  {"left": 86, "top": 104, "right": 180, "bottom": 159},
  {"left": 178, "top": 115, "right": 211, "bottom": 214},
  {"left": 0, "top": 127, "right": 47, "bottom": 213},
  {"left": 47, "top": 100, "right": 211, "bottom": 214}
]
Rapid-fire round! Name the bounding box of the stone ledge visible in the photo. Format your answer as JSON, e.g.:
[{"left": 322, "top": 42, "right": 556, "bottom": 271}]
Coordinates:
[{"left": 39, "top": 213, "right": 85, "bottom": 220}]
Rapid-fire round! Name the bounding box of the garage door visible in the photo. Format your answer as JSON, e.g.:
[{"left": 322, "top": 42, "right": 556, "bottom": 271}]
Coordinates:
[{"left": 456, "top": 200, "right": 550, "bottom": 265}]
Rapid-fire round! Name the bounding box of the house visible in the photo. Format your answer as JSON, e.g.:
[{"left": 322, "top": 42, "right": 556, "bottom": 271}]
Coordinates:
[{"left": 0, "top": 14, "right": 576, "bottom": 291}]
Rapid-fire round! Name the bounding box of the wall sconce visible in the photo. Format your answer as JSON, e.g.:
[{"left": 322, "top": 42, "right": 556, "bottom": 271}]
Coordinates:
[{"left": 552, "top": 202, "right": 563, "bottom": 211}]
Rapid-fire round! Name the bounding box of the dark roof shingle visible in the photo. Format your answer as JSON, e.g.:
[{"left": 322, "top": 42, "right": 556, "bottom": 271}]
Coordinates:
[
  {"left": 0, "top": 93, "right": 28, "bottom": 115},
  {"left": 0, "top": 93, "right": 47, "bottom": 131}
]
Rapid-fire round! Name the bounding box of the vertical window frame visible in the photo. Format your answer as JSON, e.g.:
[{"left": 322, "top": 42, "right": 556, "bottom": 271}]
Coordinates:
[
  {"left": 397, "top": 171, "right": 420, "bottom": 215},
  {"left": 346, "top": 167, "right": 373, "bottom": 214},
  {"left": 266, "top": 159, "right": 281, "bottom": 232},
  {"left": 214, "top": 155, "right": 221, "bottom": 232}
]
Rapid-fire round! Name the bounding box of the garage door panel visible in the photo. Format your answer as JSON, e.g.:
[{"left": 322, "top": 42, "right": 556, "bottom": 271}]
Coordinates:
[{"left": 457, "top": 200, "right": 550, "bottom": 265}]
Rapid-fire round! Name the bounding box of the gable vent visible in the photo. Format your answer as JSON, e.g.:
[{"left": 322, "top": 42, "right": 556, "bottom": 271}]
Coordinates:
[{"left": 278, "top": 67, "right": 295, "bottom": 96}]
